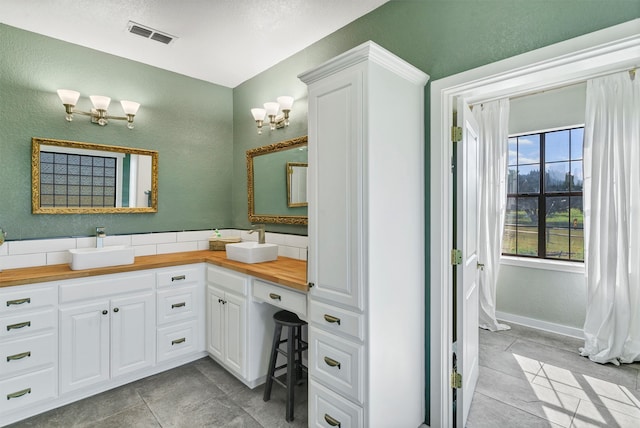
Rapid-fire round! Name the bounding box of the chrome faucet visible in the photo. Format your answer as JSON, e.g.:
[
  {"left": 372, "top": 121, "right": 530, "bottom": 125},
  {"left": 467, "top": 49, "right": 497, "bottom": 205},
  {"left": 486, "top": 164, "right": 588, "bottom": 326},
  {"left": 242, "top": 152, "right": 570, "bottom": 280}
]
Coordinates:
[
  {"left": 96, "top": 227, "right": 106, "bottom": 248},
  {"left": 249, "top": 224, "right": 266, "bottom": 244}
]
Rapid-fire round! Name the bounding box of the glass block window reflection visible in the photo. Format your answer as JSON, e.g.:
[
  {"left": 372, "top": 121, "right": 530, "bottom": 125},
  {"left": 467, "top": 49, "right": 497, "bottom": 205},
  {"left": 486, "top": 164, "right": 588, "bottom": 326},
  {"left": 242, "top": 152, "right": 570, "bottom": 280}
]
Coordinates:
[{"left": 40, "top": 151, "right": 117, "bottom": 207}]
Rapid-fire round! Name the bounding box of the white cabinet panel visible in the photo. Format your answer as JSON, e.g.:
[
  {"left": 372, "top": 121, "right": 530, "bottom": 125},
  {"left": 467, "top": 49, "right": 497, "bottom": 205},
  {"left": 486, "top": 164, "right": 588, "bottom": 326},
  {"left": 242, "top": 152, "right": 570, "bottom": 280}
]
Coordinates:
[
  {"left": 0, "top": 333, "right": 55, "bottom": 377},
  {"left": 0, "top": 367, "right": 56, "bottom": 415},
  {"left": 59, "top": 301, "right": 110, "bottom": 394},
  {"left": 309, "top": 379, "right": 363, "bottom": 428},
  {"left": 309, "top": 300, "right": 364, "bottom": 341},
  {"left": 223, "top": 292, "right": 245, "bottom": 377},
  {"left": 157, "top": 320, "right": 198, "bottom": 362},
  {"left": 206, "top": 285, "right": 224, "bottom": 361},
  {"left": 110, "top": 293, "right": 155, "bottom": 377},
  {"left": 157, "top": 285, "right": 198, "bottom": 325},
  {"left": 156, "top": 267, "right": 201, "bottom": 288},
  {"left": 0, "top": 286, "right": 56, "bottom": 316},
  {"left": 0, "top": 309, "right": 55, "bottom": 340},
  {"left": 252, "top": 280, "right": 307, "bottom": 318}
]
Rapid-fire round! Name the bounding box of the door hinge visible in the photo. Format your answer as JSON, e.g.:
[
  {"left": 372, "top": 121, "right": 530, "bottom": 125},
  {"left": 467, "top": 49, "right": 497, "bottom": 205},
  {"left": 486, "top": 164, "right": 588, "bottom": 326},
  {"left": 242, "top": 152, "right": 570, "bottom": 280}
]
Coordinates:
[
  {"left": 451, "top": 370, "right": 462, "bottom": 389},
  {"left": 450, "top": 249, "right": 462, "bottom": 265},
  {"left": 451, "top": 126, "right": 462, "bottom": 143}
]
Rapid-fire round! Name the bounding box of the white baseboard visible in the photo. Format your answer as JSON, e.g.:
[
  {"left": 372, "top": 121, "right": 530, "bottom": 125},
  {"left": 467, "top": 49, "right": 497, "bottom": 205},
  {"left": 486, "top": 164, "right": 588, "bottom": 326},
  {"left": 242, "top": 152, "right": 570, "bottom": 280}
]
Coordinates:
[{"left": 495, "top": 311, "right": 584, "bottom": 339}]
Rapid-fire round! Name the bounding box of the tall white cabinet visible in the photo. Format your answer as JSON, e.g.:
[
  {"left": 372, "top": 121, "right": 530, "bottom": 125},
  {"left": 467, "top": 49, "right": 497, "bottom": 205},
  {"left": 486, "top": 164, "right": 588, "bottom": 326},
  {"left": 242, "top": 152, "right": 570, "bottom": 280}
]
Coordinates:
[{"left": 299, "top": 41, "right": 429, "bottom": 428}]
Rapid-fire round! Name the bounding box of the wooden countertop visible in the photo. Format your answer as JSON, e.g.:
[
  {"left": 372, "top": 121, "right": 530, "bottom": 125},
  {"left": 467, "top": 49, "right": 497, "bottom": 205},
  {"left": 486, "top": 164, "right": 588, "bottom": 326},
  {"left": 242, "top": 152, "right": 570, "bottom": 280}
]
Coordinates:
[{"left": 0, "top": 250, "right": 308, "bottom": 292}]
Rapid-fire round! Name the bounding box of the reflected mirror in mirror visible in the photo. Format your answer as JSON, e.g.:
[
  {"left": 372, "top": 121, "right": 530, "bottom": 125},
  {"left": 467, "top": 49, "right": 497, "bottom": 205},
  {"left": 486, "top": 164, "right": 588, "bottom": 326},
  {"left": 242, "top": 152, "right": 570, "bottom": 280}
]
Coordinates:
[
  {"left": 32, "top": 137, "right": 158, "bottom": 214},
  {"left": 247, "top": 136, "right": 307, "bottom": 225},
  {"left": 287, "top": 162, "right": 307, "bottom": 207}
]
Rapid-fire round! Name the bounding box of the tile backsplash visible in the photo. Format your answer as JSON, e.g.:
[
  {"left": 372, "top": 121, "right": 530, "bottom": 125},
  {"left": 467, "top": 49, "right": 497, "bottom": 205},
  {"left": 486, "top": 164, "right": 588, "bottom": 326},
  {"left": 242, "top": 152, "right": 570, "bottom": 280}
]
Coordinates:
[{"left": 0, "top": 229, "right": 308, "bottom": 271}]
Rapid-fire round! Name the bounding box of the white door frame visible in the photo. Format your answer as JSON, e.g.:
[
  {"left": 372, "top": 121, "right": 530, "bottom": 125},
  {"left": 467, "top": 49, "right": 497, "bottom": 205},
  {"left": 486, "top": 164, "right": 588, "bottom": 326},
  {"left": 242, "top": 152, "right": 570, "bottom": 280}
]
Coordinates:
[{"left": 429, "top": 19, "right": 639, "bottom": 428}]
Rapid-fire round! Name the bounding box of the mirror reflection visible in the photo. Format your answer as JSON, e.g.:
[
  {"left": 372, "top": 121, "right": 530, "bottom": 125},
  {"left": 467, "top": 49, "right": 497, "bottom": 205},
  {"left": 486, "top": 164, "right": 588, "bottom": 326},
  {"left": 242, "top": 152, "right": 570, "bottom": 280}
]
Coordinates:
[
  {"left": 32, "top": 137, "right": 158, "bottom": 214},
  {"left": 247, "top": 136, "right": 308, "bottom": 225}
]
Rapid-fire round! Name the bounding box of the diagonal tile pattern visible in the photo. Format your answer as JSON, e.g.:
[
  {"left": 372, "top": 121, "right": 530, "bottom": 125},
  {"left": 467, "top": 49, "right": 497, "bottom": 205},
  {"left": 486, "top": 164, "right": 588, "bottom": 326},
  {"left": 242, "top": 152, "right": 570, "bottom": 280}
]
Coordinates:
[{"left": 468, "top": 323, "right": 640, "bottom": 427}]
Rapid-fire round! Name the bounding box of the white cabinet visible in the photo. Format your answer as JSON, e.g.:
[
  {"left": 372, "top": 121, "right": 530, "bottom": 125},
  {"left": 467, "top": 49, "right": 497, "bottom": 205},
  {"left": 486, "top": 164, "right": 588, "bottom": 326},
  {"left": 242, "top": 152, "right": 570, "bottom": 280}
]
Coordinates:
[
  {"left": 155, "top": 265, "right": 205, "bottom": 362},
  {"left": 300, "top": 41, "right": 429, "bottom": 427},
  {"left": 59, "top": 272, "right": 155, "bottom": 394},
  {"left": 206, "top": 265, "right": 248, "bottom": 378},
  {"left": 0, "top": 282, "right": 57, "bottom": 417}
]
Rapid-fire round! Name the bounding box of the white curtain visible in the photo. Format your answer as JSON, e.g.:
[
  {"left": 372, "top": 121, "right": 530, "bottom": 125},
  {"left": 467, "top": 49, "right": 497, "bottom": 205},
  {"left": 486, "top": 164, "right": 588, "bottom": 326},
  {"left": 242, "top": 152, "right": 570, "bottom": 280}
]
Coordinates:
[
  {"left": 477, "top": 99, "right": 511, "bottom": 332},
  {"left": 580, "top": 71, "right": 640, "bottom": 365}
]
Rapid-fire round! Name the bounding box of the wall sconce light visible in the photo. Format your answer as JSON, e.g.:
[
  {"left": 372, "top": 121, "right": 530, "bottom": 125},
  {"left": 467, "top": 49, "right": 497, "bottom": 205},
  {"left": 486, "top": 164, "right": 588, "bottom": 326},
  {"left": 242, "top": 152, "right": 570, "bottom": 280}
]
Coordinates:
[
  {"left": 250, "top": 96, "right": 294, "bottom": 134},
  {"left": 57, "top": 89, "right": 141, "bottom": 129}
]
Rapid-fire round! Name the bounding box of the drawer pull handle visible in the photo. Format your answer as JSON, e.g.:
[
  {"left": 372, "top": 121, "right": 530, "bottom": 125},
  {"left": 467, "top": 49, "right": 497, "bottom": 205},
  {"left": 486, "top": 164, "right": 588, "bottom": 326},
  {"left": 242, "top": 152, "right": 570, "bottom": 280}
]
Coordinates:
[
  {"left": 269, "top": 293, "right": 281, "bottom": 301},
  {"left": 172, "top": 302, "right": 186, "bottom": 309},
  {"left": 324, "top": 414, "right": 341, "bottom": 427},
  {"left": 7, "top": 388, "right": 31, "bottom": 400},
  {"left": 323, "top": 314, "right": 341, "bottom": 325},
  {"left": 7, "top": 351, "right": 31, "bottom": 362},
  {"left": 323, "top": 356, "right": 341, "bottom": 369},
  {"left": 171, "top": 275, "right": 186, "bottom": 282},
  {"left": 6, "top": 298, "right": 31, "bottom": 307},
  {"left": 6, "top": 321, "right": 31, "bottom": 331},
  {"left": 172, "top": 337, "right": 186, "bottom": 345}
]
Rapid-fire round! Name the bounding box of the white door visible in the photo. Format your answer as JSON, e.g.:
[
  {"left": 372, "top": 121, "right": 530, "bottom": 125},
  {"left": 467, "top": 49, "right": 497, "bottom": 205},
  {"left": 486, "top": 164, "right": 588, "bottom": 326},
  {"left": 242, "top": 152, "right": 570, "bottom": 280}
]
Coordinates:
[
  {"left": 110, "top": 292, "right": 155, "bottom": 377},
  {"left": 59, "top": 301, "right": 110, "bottom": 394},
  {"left": 224, "top": 292, "right": 246, "bottom": 377},
  {"left": 206, "top": 285, "right": 224, "bottom": 360},
  {"left": 455, "top": 98, "right": 481, "bottom": 427}
]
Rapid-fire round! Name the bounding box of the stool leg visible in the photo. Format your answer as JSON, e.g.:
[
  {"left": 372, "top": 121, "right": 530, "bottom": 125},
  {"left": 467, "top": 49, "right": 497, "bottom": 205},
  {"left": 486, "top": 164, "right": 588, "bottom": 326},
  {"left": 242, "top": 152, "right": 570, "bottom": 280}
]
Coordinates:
[
  {"left": 263, "top": 323, "right": 282, "bottom": 402},
  {"left": 295, "top": 325, "right": 304, "bottom": 382},
  {"left": 286, "top": 325, "right": 296, "bottom": 422}
]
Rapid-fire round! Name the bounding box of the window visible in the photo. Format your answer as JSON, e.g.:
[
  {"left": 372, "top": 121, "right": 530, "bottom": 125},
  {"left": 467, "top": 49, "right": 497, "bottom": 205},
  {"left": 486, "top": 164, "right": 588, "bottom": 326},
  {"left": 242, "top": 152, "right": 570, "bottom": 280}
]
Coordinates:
[
  {"left": 502, "top": 127, "right": 584, "bottom": 261},
  {"left": 40, "top": 151, "right": 117, "bottom": 208}
]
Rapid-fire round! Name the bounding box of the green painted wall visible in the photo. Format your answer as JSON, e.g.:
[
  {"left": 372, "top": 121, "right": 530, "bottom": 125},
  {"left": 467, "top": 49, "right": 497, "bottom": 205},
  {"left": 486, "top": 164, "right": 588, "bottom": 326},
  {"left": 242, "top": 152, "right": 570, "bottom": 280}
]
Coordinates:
[
  {"left": 0, "top": 24, "right": 234, "bottom": 240},
  {"left": 231, "top": 0, "right": 639, "bottom": 423}
]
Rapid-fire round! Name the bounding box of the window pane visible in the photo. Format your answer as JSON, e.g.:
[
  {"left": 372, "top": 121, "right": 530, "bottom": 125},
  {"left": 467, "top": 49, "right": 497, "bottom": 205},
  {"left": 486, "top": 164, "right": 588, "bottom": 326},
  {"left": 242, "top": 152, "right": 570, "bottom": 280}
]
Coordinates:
[
  {"left": 502, "top": 197, "right": 518, "bottom": 254},
  {"left": 507, "top": 167, "right": 517, "bottom": 194},
  {"left": 517, "top": 134, "right": 540, "bottom": 164},
  {"left": 517, "top": 197, "right": 538, "bottom": 256},
  {"left": 570, "top": 197, "right": 584, "bottom": 261},
  {"left": 518, "top": 164, "right": 540, "bottom": 193},
  {"left": 571, "top": 128, "right": 584, "bottom": 160},
  {"left": 508, "top": 138, "right": 518, "bottom": 165},
  {"left": 545, "top": 161, "right": 570, "bottom": 192},
  {"left": 546, "top": 196, "right": 570, "bottom": 259},
  {"left": 570, "top": 160, "right": 583, "bottom": 191},
  {"left": 545, "top": 129, "right": 570, "bottom": 162}
]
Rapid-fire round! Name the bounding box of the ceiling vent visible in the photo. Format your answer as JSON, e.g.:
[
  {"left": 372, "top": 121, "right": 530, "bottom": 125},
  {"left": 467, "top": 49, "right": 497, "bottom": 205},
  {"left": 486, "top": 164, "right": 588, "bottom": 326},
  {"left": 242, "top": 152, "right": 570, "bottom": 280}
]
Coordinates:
[{"left": 127, "top": 21, "right": 176, "bottom": 45}]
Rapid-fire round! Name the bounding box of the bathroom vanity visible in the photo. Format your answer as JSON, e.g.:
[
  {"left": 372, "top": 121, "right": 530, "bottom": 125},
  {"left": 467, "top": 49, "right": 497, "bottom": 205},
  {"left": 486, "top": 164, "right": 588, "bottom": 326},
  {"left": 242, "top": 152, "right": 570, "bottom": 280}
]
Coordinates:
[{"left": 0, "top": 251, "right": 307, "bottom": 427}]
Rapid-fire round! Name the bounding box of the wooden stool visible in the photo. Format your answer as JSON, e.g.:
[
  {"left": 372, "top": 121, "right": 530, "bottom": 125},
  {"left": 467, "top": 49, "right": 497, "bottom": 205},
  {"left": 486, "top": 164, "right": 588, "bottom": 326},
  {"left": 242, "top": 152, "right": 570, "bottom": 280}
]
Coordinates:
[{"left": 263, "top": 310, "right": 308, "bottom": 422}]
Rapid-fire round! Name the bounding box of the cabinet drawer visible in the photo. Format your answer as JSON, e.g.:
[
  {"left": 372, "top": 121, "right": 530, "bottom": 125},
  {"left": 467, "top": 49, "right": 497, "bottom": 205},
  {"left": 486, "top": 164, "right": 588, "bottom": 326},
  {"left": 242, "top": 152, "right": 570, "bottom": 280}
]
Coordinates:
[
  {"left": 309, "top": 379, "right": 363, "bottom": 428},
  {"left": 309, "top": 301, "right": 363, "bottom": 340},
  {"left": 0, "top": 367, "right": 56, "bottom": 415},
  {"left": 253, "top": 280, "right": 307, "bottom": 318},
  {"left": 0, "top": 333, "right": 56, "bottom": 378},
  {"left": 207, "top": 265, "right": 247, "bottom": 296},
  {"left": 0, "top": 309, "right": 55, "bottom": 340},
  {"left": 0, "top": 285, "right": 56, "bottom": 315},
  {"left": 157, "top": 285, "right": 198, "bottom": 325},
  {"left": 157, "top": 321, "right": 199, "bottom": 362},
  {"left": 157, "top": 267, "right": 201, "bottom": 289},
  {"left": 310, "top": 327, "right": 363, "bottom": 403}
]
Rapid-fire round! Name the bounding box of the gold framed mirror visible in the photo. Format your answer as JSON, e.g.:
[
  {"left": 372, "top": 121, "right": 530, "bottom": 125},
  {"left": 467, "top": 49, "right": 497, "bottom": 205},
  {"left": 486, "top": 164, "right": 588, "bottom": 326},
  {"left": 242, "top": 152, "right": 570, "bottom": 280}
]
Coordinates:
[
  {"left": 32, "top": 137, "right": 158, "bottom": 214},
  {"left": 247, "top": 135, "right": 307, "bottom": 225}
]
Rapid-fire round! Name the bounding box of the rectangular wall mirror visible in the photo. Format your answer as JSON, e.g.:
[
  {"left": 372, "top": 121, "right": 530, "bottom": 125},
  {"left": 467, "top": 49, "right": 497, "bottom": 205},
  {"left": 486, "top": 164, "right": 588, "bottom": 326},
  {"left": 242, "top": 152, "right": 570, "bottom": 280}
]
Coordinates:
[
  {"left": 32, "top": 137, "right": 158, "bottom": 214},
  {"left": 247, "top": 136, "right": 307, "bottom": 225}
]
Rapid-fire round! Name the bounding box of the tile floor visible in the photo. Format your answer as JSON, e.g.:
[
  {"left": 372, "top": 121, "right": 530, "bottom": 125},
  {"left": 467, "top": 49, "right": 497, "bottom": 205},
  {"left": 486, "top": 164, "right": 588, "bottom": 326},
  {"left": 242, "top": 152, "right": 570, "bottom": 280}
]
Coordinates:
[
  {"left": 8, "top": 358, "right": 308, "bottom": 428},
  {"left": 467, "top": 322, "right": 640, "bottom": 428},
  {"left": 8, "top": 323, "right": 639, "bottom": 427}
]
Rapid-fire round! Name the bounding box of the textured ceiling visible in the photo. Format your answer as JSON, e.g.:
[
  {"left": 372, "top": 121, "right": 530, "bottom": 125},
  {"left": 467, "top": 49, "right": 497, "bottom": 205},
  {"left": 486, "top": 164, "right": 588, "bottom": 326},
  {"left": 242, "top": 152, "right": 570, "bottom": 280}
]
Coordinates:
[{"left": 0, "top": 0, "right": 390, "bottom": 88}]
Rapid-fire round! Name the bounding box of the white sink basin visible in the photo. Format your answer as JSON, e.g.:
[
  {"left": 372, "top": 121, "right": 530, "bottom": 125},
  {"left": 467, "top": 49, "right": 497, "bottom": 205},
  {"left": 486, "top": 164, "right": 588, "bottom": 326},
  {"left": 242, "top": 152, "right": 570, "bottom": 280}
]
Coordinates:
[
  {"left": 69, "top": 245, "right": 135, "bottom": 270},
  {"left": 225, "top": 242, "right": 278, "bottom": 264}
]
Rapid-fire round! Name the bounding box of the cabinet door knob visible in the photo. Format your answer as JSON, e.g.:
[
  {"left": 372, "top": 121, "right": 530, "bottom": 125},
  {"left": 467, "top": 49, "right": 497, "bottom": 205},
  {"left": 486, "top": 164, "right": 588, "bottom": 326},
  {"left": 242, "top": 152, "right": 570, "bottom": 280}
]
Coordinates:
[
  {"left": 6, "top": 298, "right": 31, "bottom": 307},
  {"left": 6, "top": 321, "right": 31, "bottom": 331},
  {"left": 268, "top": 293, "right": 281, "bottom": 301},
  {"left": 323, "top": 314, "right": 341, "bottom": 325},
  {"left": 324, "top": 414, "right": 341, "bottom": 427},
  {"left": 6, "top": 351, "right": 31, "bottom": 362},
  {"left": 113, "top": 308, "right": 119, "bottom": 313},
  {"left": 308, "top": 282, "right": 315, "bottom": 288},
  {"left": 102, "top": 310, "right": 108, "bottom": 315},
  {"left": 323, "top": 356, "right": 341, "bottom": 369},
  {"left": 7, "top": 388, "right": 31, "bottom": 400}
]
